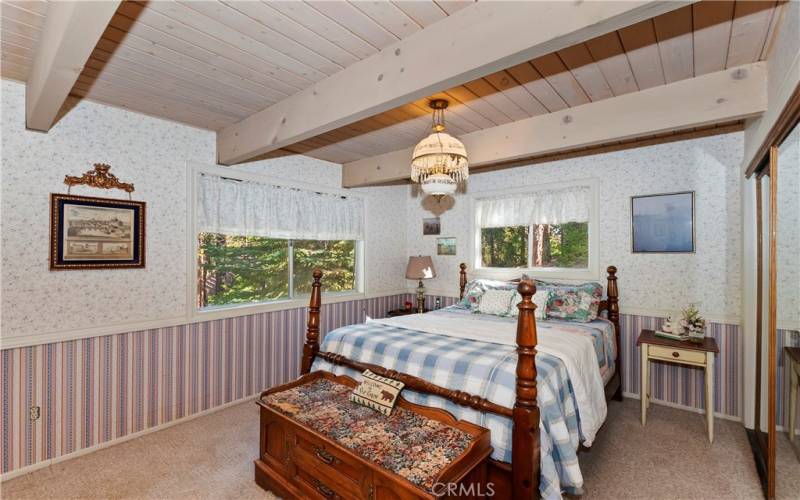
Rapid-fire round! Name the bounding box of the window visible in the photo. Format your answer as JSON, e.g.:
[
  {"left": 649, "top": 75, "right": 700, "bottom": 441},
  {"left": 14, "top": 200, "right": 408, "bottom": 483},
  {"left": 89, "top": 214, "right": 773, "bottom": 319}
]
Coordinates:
[
  {"left": 194, "top": 168, "right": 365, "bottom": 312},
  {"left": 480, "top": 223, "right": 589, "bottom": 269},
  {"left": 473, "top": 184, "right": 595, "bottom": 277},
  {"left": 197, "top": 234, "right": 357, "bottom": 309}
]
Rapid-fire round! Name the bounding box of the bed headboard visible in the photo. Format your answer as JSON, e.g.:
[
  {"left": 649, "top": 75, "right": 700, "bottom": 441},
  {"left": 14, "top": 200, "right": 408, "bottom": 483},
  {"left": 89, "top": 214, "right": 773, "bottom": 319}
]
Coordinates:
[
  {"left": 457, "top": 263, "right": 621, "bottom": 395},
  {"left": 458, "top": 264, "right": 618, "bottom": 323}
]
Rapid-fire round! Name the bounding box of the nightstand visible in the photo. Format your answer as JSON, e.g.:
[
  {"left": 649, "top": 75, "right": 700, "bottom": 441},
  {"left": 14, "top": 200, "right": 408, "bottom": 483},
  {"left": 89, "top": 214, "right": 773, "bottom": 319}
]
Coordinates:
[
  {"left": 786, "top": 346, "right": 800, "bottom": 447},
  {"left": 386, "top": 308, "right": 427, "bottom": 317},
  {"left": 637, "top": 329, "right": 719, "bottom": 442}
]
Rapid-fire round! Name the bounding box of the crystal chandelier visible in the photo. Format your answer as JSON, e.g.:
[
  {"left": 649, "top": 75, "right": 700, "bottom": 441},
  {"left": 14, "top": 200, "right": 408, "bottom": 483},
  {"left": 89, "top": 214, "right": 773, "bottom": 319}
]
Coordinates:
[{"left": 410, "top": 99, "right": 468, "bottom": 198}]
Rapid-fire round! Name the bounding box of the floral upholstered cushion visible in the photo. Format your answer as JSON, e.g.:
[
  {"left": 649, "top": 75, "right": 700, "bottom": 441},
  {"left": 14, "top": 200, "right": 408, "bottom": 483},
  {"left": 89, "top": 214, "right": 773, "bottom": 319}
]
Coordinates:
[
  {"left": 263, "top": 377, "right": 473, "bottom": 492},
  {"left": 536, "top": 281, "right": 603, "bottom": 322},
  {"left": 508, "top": 289, "right": 551, "bottom": 320}
]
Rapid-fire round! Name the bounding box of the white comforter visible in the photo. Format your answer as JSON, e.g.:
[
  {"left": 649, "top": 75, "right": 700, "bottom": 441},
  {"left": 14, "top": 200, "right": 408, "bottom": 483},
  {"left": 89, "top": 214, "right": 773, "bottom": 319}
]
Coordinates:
[{"left": 370, "top": 311, "right": 608, "bottom": 445}]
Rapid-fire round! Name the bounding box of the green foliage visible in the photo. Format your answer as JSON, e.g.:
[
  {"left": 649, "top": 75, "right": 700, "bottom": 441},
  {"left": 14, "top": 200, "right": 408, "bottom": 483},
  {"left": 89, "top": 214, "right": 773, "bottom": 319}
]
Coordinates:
[
  {"left": 480, "top": 222, "right": 589, "bottom": 269},
  {"left": 293, "top": 239, "right": 355, "bottom": 295},
  {"left": 197, "top": 233, "right": 355, "bottom": 308},
  {"left": 481, "top": 226, "right": 528, "bottom": 267},
  {"left": 544, "top": 222, "right": 589, "bottom": 269}
]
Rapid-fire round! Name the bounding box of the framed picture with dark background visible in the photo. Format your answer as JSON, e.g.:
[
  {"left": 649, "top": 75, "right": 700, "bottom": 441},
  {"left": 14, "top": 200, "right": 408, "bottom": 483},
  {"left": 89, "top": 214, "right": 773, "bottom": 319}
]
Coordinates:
[
  {"left": 631, "top": 191, "right": 694, "bottom": 253},
  {"left": 50, "top": 194, "right": 146, "bottom": 269},
  {"left": 422, "top": 217, "right": 441, "bottom": 235}
]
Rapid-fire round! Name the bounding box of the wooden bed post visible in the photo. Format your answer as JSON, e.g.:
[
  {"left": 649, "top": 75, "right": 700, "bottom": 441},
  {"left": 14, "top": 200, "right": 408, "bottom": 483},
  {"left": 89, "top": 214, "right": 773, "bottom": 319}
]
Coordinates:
[
  {"left": 512, "top": 280, "right": 540, "bottom": 500},
  {"left": 606, "top": 265, "right": 622, "bottom": 401},
  {"left": 301, "top": 269, "right": 323, "bottom": 374},
  {"left": 459, "top": 263, "right": 467, "bottom": 300}
]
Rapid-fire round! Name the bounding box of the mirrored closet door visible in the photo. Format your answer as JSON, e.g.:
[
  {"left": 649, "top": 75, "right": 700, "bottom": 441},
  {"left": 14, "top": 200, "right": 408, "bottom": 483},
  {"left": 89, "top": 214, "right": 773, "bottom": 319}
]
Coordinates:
[
  {"left": 752, "top": 119, "right": 800, "bottom": 499},
  {"left": 774, "top": 124, "right": 799, "bottom": 499}
]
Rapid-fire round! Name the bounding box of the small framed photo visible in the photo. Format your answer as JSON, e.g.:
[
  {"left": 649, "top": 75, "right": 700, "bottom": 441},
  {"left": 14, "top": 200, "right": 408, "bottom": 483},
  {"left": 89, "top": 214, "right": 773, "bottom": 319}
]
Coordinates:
[
  {"left": 631, "top": 191, "right": 694, "bottom": 253},
  {"left": 423, "top": 217, "right": 441, "bottom": 235},
  {"left": 50, "top": 194, "right": 146, "bottom": 270},
  {"left": 437, "top": 237, "right": 456, "bottom": 256}
]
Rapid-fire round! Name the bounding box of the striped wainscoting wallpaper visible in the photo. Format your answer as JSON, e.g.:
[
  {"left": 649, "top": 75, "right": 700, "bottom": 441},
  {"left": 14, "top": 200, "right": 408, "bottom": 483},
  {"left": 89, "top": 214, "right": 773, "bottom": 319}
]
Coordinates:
[
  {"left": 620, "top": 314, "right": 741, "bottom": 418},
  {"left": 0, "top": 294, "right": 407, "bottom": 475},
  {"left": 1, "top": 292, "right": 744, "bottom": 476},
  {"left": 777, "top": 328, "right": 800, "bottom": 431}
]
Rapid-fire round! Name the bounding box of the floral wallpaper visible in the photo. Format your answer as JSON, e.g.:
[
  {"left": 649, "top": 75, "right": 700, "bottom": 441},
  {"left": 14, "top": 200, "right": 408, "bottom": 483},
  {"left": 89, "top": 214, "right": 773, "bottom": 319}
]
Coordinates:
[
  {"left": 776, "top": 124, "right": 799, "bottom": 330},
  {"left": 0, "top": 80, "right": 406, "bottom": 345},
  {"left": 406, "top": 132, "right": 744, "bottom": 320}
]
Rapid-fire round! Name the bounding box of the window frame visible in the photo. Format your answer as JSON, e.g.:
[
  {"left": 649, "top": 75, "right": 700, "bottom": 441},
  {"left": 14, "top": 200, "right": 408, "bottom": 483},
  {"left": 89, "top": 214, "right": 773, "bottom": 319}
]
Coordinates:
[
  {"left": 187, "top": 163, "right": 365, "bottom": 322},
  {"left": 469, "top": 179, "right": 599, "bottom": 281}
]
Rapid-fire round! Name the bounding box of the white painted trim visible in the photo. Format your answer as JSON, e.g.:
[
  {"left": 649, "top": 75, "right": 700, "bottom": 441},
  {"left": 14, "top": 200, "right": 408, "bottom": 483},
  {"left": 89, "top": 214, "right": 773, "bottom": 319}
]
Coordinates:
[
  {"left": 217, "top": 1, "right": 691, "bottom": 164},
  {"left": 467, "top": 179, "right": 601, "bottom": 282},
  {"left": 343, "top": 63, "right": 767, "bottom": 186},
  {"left": 0, "top": 288, "right": 409, "bottom": 350},
  {"left": 622, "top": 391, "right": 741, "bottom": 422},
  {"left": 0, "top": 395, "right": 257, "bottom": 482},
  {"left": 25, "top": 1, "right": 121, "bottom": 131}
]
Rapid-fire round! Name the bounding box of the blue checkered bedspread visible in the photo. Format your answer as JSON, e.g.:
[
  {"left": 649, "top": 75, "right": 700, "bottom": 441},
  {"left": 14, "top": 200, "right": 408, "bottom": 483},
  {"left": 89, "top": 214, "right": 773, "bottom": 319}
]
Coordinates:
[{"left": 311, "top": 310, "right": 615, "bottom": 499}]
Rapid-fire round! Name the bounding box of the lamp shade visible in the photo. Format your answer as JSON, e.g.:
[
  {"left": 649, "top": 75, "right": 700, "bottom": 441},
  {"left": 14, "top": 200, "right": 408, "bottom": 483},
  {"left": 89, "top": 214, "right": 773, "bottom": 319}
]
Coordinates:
[{"left": 405, "top": 256, "right": 436, "bottom": 280}]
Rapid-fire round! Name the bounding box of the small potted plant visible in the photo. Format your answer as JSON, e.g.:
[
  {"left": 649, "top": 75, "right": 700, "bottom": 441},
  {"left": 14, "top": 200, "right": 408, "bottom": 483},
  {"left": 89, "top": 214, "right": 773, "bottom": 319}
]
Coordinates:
[{"left": 680, "top": 303, "right": 706, "bottom": 344}]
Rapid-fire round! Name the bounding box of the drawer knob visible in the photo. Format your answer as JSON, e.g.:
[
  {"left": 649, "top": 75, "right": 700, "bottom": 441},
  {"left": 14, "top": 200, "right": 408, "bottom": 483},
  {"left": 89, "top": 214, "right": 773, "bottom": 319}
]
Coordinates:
[
  {"left": 315, "top": 447, "right": 335, "bottom": 465},
  {"left": 672, "top": 351, "right": 680, "bottom": 358},
  {"left": 315, "top": 479, "right": 336, "bottom": 499}
]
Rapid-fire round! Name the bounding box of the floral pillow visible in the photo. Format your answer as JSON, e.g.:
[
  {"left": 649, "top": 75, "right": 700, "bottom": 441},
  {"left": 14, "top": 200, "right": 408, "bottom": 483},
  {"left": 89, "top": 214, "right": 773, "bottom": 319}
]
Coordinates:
[
  {"left": 536, "top": 281, "right": 603, "bottom": 322},
  {"left": 508, "top": 289, "right": 550, "bottom": 319},
  {"left": 457, "top": 279, "right": 517, "bottom": 310}
]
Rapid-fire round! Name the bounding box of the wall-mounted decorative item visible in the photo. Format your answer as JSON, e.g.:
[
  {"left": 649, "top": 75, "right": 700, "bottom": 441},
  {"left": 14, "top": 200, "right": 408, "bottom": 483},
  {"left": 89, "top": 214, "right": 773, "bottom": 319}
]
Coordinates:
[
  {"left": 437, "top": 237, "right": 456, "bottom": 256},
  {"left": 423, "top": 217, "right": 441, "bottom": 235},
  {"left": 64, "top": 163, "right": 135, "bottom": 195},
  {"left": 631, "top": 191, "right": 694, "bottom": 253},
  {"left": 50, "top": 194, "right": 145, "bottom": 270},
  {"left": 51, "top": 164, "right": 144, "bottom": 270}
]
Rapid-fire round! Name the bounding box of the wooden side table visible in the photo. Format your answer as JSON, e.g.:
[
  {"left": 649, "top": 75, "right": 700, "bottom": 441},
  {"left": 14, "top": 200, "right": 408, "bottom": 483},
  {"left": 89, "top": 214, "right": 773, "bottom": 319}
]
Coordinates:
[
  {"left": 637, "top": 329, "right": 720, "bottom": 442},
  {"left": 786, "top": 346, "right": 800, "bottom": 447}
]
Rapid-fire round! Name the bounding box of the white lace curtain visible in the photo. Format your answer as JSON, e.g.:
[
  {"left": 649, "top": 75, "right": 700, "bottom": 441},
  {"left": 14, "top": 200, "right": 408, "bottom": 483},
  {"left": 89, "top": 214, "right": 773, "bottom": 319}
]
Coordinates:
[
  {"left": 198, "top": 174, "right": 364, "bottom": 241},
  {"left": 476, "top": 185, "right": 590, "bottom": 228}
]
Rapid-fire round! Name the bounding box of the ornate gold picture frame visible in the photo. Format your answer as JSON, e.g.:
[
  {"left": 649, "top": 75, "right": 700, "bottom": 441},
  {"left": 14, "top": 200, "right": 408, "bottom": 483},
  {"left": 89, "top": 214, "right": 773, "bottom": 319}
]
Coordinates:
[{"left": 50, "top": 194, "right": 146, "bottom": 270}]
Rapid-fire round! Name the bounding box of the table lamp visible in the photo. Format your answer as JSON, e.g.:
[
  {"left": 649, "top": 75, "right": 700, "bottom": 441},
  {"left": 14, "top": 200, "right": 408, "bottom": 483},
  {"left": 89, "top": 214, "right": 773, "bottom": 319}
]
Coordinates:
[{"left": 406, "top": 256, "right": 436, "bottom": 313}]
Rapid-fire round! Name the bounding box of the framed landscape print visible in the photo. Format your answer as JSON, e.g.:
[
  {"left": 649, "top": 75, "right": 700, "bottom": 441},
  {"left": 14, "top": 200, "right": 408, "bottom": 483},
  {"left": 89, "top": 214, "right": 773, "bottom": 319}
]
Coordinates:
[
  {"left": 437, "top": 237, "right": 456, "bottom": 255},
  {"left": 50, "top": 194, "right": 145, "bottom": 269},
  {"left": 631, "top": 191, "right": 694, "bottom": 253}
]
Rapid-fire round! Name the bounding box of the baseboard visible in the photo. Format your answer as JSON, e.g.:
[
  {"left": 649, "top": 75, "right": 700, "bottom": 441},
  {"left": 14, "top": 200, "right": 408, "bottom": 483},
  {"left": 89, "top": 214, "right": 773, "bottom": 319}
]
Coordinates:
[
  {"left": 622, "top": 391, "right": 742, "bottom": 422},
  {"left": 0, "top": 394, "right": 257, "bottom": 482}
]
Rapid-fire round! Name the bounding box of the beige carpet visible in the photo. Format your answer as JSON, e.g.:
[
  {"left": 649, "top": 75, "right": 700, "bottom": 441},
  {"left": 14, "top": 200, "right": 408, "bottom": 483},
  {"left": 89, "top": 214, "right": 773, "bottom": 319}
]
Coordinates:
[{"left": 2, "top": 398, "right": 796, "bottom": 499}]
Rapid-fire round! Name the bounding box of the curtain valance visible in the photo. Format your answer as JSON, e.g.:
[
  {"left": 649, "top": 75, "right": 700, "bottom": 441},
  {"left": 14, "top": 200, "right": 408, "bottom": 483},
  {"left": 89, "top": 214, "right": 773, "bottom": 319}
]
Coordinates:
[
  {"left": 198, "top": 174, "right": 364, "bottom": 240},
  {"left": 476, "top": 185, "right": 590, "bottom": 228}
]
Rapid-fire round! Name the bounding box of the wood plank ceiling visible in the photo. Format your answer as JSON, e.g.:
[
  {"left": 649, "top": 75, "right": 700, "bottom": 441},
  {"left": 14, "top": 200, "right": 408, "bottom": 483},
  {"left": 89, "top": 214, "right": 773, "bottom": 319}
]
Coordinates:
[{"left": 0, "top": 0, "right": 783, "bottom": 164}]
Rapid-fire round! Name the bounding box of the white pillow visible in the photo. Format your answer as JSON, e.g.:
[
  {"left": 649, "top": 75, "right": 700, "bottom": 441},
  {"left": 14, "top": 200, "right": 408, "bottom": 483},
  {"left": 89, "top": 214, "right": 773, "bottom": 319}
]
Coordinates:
[
  {"left": 509, "top": 289, "right": 550, "bottom": 320},
  {"left": 477, "top": 289, "right": 515, "bottom": 316}
]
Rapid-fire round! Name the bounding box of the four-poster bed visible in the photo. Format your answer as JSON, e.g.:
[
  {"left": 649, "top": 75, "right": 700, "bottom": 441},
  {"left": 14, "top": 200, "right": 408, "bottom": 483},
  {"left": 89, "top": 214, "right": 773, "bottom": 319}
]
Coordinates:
[{"left": 299, "top": 264, "right": 621, "bottom": 498}]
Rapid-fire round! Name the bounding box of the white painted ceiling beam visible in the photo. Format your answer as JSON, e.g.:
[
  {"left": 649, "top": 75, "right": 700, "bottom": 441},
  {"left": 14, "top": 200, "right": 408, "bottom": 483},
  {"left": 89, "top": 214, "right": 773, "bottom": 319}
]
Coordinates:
[
  {"left": 342, "top": 63, "right": 768, "bottom": 187},
  {"left": 216, "top": 1, "right": 693, "bottom": 165},
  {"left": 25, "top": 1, "right": 121, "bottom": 132}
]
